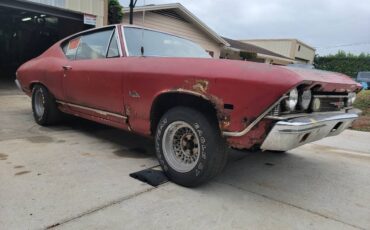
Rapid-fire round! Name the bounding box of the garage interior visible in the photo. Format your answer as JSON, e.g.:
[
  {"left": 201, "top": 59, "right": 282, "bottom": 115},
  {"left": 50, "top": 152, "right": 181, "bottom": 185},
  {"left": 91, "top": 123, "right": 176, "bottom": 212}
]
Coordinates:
[{"left": 0, "top": 0, "right": 94, "bottom": 88}]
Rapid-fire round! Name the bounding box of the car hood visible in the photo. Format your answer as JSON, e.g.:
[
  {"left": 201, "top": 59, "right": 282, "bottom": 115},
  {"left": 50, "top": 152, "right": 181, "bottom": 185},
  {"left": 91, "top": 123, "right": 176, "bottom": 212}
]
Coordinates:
[
  {"left": 280, "top": 66, "right": 362, "bottom": 92},
  {"left": 189, "top": 58, "right": 362, "bottom": 93}
]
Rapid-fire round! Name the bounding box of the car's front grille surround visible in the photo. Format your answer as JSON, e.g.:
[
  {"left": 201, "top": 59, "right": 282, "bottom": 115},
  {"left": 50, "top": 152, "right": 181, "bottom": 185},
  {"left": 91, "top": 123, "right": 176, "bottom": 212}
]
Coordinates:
[
  {"left": 313, "top": 95, "right": 347, "bottom": 112},
  {"left": 268, "top": 103, "right": 281, "bottom": 116},
  {"left": 266, "top": 94, "right": 349, "bottom": 117}
]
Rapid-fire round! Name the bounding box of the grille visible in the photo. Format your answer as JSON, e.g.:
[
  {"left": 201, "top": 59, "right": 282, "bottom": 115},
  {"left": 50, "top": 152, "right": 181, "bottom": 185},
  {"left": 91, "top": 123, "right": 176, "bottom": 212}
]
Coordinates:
[
  {"left": 268, "top": 103, "right": 281, "bottom": 116},
  {"left": 314, "top": 96, "right": 347, "bottom": 112},
  {"left": 267, "top": 94, "right": 348, "bottom": 117}
]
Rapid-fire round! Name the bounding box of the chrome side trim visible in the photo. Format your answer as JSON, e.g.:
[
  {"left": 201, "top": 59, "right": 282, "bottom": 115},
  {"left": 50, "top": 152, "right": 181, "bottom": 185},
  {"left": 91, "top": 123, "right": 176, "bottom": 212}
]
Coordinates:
[
  {"left": 313, "top": 94, "right": 348, "bottom": 98},
  {"left": 115, "top": 26, "right": 123, "bottom": 57},
  {"left": 105, "top": 29, "right": 115, "bottom": 57},
  {"left": 222, "top": 96, "right": 288, "bottom": 137},
  {"left": 121, "top": 25, "right": 130, "bottom": 57},
  {"left": 15, "top": 79, "right": 22, "bottom": 91},
  {"left": 56, "top": 100, "right": 127, "bottom": 119}
]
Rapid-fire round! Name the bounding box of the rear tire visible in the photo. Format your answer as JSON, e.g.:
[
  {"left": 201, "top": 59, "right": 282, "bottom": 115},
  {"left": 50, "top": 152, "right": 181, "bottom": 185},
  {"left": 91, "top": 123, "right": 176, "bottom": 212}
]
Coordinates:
[
  {"left": 32, "top": 84, "right": 62, "bottom": 126},
  {"left": 155, "top": 106, "right": 227, "bottom": 187}
]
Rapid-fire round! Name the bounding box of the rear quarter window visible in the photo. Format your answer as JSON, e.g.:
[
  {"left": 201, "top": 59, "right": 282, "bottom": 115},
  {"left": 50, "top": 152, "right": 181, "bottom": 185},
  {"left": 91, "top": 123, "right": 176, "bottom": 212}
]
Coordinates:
[
  {"left": 62, "top": 37, "right": 81, "bottom": 60},
  {"left": 75, "top": 30, "right": 113, "bottom": 60}
]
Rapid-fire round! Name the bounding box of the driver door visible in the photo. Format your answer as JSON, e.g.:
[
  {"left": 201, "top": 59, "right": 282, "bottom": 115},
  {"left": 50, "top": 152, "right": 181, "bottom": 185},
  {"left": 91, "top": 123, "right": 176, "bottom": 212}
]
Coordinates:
[{"left": 61, "top": 27, "right": 124, "bottom": 115}]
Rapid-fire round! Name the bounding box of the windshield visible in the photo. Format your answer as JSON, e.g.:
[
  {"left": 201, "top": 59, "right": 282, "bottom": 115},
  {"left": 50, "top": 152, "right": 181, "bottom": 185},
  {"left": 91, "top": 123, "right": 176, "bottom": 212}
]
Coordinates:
[{"left": 123, "top": 27, "right": 211, "bottom": 58}]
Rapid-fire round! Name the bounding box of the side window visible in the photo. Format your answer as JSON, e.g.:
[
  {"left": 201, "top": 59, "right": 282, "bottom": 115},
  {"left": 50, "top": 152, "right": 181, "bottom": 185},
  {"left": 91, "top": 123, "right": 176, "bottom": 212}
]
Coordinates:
[
  {"left": 107, "top": 30, "right": 120, "bottom": 58},
  {"left": 75, "top": 29, "right": 113, "bottom": 60},
  {"left": 62, "top": 37, "right": 81, "bottom": 60}
]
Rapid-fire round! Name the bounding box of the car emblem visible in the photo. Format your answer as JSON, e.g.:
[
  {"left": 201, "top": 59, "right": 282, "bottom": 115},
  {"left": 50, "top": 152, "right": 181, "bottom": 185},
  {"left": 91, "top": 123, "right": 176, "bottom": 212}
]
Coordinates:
[
  {"left": 129, "top": 90, "right": 140, "bottom": 98},
  {"left": 329, "top": 101, "right": 345, "bottom": 108}
]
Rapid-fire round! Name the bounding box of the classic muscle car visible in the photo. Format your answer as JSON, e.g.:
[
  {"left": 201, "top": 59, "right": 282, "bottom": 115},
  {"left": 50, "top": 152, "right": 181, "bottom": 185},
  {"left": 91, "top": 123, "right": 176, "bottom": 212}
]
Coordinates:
[{"left": 16, "top": 25, "right": 362, "bottom": 187}]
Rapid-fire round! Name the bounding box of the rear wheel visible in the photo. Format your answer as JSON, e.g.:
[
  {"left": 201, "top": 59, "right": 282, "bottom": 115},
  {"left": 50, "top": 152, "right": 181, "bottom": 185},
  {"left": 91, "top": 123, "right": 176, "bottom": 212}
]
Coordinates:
[
  {"left": 32, "top": 85, "right": 62, "bottom": 126},
  {"left": 155, "top": 107, "right": 227, "bottom": 187}
]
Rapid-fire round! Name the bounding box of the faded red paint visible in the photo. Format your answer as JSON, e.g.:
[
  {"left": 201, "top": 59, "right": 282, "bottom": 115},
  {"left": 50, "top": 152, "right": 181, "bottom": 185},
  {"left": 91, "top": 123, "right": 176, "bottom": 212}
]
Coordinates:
[{"left": 16, "top": 25, "right": 362, "bottom": 149}]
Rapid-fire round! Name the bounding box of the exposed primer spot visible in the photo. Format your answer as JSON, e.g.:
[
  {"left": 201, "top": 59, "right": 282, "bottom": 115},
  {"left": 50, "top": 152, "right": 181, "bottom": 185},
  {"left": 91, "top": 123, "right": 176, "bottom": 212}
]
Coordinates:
[
  {"left": 26, "top": 136, "right": 54, "bottom": 143},
  {"left": 15, "top": 171, "right": 31, "bottom": 176},
  {"left": 192, "top": 80, "right": 209, "bottom": 94}
]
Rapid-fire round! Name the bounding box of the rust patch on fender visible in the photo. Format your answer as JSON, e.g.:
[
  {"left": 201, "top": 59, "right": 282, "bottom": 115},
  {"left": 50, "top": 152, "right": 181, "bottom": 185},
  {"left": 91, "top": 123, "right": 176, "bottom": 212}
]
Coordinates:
[
  {"left": 170, "top": 80, "right": 232, "bottom": 132},
  {"left": 192, "top": 80, "right": 209, "bottom": 94}
]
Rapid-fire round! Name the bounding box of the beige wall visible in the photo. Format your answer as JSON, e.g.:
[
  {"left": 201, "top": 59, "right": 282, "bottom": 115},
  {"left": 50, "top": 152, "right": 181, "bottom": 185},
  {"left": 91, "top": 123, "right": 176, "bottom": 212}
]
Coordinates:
[
  {"left": 242, "top": 40, "right": 293, "bottom": 59},
  {"left": 122, "top": 11, "right": 222, "bottom": 58},
  {"left": 240, "top": 39, "right": 315, "bottom": 64},
  {"left": 27, "top": 0, "right": 108, "bottom": 27},
  {"left": 65, "top": 0, "right": 107, "bottom": 27},
  {"left": 294, "top": 41, "right": 315, "bottom": 63},
  {"left": 221, "top": 48, "right": 294, "bottom": 65}
]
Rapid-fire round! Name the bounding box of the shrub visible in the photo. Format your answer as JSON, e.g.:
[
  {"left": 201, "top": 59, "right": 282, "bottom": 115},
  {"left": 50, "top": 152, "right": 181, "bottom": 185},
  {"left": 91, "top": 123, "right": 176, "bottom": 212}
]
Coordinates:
[
  {"left": 314, "top": 51, "right": 370, "bottom": 78},
  {"left": 108, "top": 0, "right": 123, "bottom": 24}
]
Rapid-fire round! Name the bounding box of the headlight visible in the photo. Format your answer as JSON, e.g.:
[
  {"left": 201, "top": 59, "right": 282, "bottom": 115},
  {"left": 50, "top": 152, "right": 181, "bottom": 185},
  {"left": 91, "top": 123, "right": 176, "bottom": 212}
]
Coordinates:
[
  {"left": 299, "top": 90, "right": 312, "bottom": 110},
  {"left": 284, "top": 88, "right": 298, "bottom": 111},
  {"left": 348, "top": 92, "right": 356, "bottom": 106},
  {"left": 311, "top": 98, "right": 321, "bottom": 112}
]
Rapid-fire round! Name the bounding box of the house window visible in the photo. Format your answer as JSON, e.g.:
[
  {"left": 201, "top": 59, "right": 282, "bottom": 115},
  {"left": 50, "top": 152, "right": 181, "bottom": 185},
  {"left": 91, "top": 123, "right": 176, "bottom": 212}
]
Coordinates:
[
  {"left": 298, "top": 45, "right": 301, "bottom": 52},
  {"left": 206, "top": 50, "right": 214, "bottom": 57}
]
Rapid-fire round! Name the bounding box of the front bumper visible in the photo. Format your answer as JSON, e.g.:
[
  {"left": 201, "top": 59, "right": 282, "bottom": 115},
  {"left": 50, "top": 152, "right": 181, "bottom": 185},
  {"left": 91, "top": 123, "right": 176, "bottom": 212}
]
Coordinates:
[
  {"left": 15, "top": 79, "right": 22, "bottom": 91},
  {"left": 260, "top": 110, "right": 361, "bottom": 151}
]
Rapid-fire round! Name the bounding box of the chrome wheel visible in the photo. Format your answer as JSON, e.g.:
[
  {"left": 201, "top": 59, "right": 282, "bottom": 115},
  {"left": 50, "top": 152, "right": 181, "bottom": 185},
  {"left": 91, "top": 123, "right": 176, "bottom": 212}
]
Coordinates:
[
  {"left": 34, "top": 88, "right": 45, "bottom": 118},
  {"left": 162, "top": 121, "right": 200, "bottom": 173}
]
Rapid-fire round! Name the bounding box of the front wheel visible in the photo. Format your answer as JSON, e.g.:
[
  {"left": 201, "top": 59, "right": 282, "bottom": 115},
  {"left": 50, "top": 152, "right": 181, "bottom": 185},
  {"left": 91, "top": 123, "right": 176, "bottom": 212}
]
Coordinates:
[
  {"left": 32, "top": 84, "right": 62, "bottom": 126},
  {"left": 155, "top": 107, "right": 227, "bottom": 187}
]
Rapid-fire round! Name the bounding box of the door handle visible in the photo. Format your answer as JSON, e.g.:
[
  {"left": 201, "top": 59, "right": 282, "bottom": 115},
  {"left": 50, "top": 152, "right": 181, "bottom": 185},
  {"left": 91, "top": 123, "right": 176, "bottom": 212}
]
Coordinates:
[{"left": 62, "top": 65, "right": 72, "bottom": 70}]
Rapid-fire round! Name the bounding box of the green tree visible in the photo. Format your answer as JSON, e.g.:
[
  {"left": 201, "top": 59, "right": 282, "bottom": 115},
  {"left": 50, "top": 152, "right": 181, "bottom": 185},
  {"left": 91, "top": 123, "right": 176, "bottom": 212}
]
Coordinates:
[
  {"left": 108, "top": 0, "right": 123, "bottom": 24},
  {"left": 314, "top": 51, "right": 370, "bottom": 78}
]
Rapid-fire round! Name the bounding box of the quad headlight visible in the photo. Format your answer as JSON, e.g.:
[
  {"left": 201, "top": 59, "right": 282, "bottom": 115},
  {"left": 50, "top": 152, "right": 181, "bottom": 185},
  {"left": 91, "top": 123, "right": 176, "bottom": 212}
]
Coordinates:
[
  {"left": 284, "top": 88, "right": 299, "bottom": 111},
  {"left": 299, "top": 90, "right": 312, "bottom": 110},
  {"left": 348, "top": 92, "right": 356, "bottom": 106},
  {"left": 311, "top": 98, "right": 321, "bottom": 112}
]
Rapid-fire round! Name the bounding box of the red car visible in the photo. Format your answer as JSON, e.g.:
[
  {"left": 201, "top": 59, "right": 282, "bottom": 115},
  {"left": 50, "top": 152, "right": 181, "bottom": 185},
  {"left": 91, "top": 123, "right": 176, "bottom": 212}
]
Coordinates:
[{"left": 16, "top": 25, "right": 362, "bottom": 187}]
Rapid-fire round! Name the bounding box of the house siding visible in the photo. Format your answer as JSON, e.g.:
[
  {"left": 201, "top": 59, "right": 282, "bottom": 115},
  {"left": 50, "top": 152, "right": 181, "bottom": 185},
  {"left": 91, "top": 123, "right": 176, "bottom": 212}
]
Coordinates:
[
  {"left": 240, "top": 39, "right": 315, "bottom": 64},
  {"left": 294, "top": 42, "right": 315, "bottom": 63},
  {"left": 241, "top": 40, "right": 293, "bottom": 59}
]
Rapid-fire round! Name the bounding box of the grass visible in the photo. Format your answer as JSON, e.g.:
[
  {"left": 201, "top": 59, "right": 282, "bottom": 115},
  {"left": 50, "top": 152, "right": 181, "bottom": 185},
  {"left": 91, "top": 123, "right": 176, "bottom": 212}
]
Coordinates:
[{"left": 352, "top": 90, "right": 370, "bottom": 132}]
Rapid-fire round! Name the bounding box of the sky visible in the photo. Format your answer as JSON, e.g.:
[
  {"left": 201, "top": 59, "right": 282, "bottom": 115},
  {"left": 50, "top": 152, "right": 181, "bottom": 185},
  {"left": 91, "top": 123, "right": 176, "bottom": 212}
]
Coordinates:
[{"left": 119, "top": 0, "right": 370, "bottom": 56}]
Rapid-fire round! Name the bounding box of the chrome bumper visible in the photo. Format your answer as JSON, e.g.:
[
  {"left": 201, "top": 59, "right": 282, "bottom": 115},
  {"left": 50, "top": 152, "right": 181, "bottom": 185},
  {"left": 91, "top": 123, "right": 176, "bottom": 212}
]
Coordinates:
[
  {"left": 15, "top": 79, "right": 22, "bottom": 91},
  {"left": 261, "top": 111, "right": 360, "bottom": 151}
]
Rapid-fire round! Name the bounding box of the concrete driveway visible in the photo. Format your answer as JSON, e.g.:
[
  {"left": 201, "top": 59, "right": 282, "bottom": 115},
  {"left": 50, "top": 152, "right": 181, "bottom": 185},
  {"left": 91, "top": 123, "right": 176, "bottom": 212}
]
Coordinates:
[{"left": 1, "top": 88, "right": 370, "bottom": 230}]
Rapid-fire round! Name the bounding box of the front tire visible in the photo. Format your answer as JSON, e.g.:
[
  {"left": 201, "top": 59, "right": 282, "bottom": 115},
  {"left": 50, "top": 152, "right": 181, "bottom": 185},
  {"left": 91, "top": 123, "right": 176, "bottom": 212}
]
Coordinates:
[
  {"left": 155, "top": 107, "right": 227, "bottom": 187},
  {"left": 32, "top": 85, "right": 62, "bottom": 126}
]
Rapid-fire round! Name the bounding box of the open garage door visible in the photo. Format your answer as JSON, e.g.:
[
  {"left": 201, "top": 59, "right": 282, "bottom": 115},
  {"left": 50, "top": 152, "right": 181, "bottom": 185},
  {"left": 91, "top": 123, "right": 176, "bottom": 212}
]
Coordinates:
[{"left": 0, "top": 0, "right": 94, "bottom": 88}]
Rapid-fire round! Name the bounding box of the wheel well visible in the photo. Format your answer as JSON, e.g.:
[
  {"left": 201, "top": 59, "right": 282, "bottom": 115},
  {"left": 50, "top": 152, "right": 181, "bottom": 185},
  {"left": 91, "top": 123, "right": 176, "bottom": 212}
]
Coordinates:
[
  {"left": 30, "top": 82, "right": 43, "bottom": 91},
  {"left": 150, "top": 93, "right": 219, "bottom": 135}
]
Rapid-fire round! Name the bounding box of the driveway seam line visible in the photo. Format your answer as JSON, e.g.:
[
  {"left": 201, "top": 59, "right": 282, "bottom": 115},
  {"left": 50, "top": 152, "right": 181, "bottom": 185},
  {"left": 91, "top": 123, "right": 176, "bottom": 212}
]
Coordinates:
[
  {"left": 216, "top": 181, "right": 365, "bottom": 230},
  {"left": 45, "top": 185, "right": 162, "bottom": 229}
]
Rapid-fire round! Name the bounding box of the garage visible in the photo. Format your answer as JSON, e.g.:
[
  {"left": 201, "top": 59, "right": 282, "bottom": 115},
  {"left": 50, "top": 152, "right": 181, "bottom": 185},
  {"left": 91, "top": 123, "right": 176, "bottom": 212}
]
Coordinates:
[{"left": 0, "top": 0, "right": 94, "bottom": 85}]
